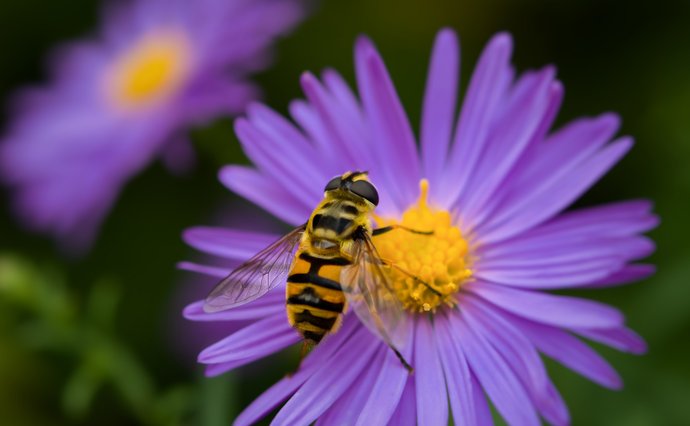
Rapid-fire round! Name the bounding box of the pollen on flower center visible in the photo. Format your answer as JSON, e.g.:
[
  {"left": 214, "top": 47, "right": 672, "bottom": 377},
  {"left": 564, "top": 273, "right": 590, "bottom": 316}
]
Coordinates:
[
  {"left": 373, "top": 179, "right": 472, "bottom": 313},
  {"left": 105, "top": 29, "right": 192, "bottom": 110}
]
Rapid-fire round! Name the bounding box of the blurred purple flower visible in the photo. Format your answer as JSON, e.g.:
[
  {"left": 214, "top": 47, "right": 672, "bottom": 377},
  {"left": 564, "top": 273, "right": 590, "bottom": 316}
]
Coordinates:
[
  {"left": 183, "top": 29, "right": 657, "bottom": 425},
  {"left": 0, "top": 0, "right": 304, "bottom": 251}
]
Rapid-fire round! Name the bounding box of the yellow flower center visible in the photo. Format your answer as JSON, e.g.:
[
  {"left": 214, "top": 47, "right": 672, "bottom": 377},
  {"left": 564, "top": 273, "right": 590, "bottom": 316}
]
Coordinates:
[
  {"left": 374, "top": 180, "right": 472, "bottom": 313},
  {"left": 104, "top": 29, "right": 192, "bottom": 110}
]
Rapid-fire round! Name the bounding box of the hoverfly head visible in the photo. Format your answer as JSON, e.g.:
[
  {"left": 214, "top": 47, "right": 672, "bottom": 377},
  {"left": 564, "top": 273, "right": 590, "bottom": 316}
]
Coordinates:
[{"left": 324, "top": 171, "right": 378, "bottom": 206}]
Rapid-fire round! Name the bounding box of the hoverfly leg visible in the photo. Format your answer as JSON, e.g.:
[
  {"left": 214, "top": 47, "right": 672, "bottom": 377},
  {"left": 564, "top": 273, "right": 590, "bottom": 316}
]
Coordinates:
[
  {"left": 289, "top": 339, "right": 315, "bottom": 377},
  {"left": 372, "top": 224, "right": 440, "bottom": 295},
  {"left": 371, "top": 225, "right": 441, "bottom": 295},
  {"left": 372, "top": 225, "right": 433, "bottom": 236},
  {"left": 388, "top": 263, "right": 443, "bottom": 297},
  {"left": 390, "top": 345, "right": 414, "bottom": 373},
  {"left": 300, "top": 339, "right": 314, "bottom": 360}
]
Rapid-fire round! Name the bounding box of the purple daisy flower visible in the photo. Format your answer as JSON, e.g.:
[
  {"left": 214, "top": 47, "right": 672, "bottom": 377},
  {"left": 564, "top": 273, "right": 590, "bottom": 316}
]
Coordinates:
[
  {"left": 183, "top": 29, "right": 657, "bottom": 425},
  {"left": 0, "top": 0, "right": 304, "bottom": 250}
]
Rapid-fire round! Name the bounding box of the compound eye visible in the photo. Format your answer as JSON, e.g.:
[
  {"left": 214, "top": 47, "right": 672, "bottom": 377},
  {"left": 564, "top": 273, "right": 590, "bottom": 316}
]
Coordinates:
[
  {"left": 324, "top": 176, "right": 342, "bottom": 191},
  {"left": 350, "top": 180, "right": 379, "bottom": 205}
]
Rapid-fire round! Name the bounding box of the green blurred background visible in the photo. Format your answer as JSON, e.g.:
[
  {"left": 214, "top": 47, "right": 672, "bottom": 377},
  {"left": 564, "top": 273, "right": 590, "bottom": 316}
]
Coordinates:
[{"left": 1, "top": 0, "right": 689, "bottom": 424}]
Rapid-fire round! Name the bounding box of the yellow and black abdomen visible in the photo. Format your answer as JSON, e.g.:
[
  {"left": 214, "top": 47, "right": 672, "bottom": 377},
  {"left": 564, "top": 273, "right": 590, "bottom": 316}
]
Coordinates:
[{"left": 286, "top": 251, "right": 350, "bottom": 343}]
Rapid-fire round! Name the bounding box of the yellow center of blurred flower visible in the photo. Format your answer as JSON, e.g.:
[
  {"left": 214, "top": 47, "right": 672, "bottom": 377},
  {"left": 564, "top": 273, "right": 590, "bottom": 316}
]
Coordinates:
[
  {"left": 105, "top": 29, "right": 192, "bottom": 110},
  {"left": 374, "top": 180, "right": 473, "bottom": 313}
]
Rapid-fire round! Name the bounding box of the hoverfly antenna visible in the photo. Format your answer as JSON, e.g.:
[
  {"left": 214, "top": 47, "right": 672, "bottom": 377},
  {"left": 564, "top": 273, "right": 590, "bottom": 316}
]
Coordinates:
[{"left": 345, "top": 171, "right": 368, "bottom": 182}]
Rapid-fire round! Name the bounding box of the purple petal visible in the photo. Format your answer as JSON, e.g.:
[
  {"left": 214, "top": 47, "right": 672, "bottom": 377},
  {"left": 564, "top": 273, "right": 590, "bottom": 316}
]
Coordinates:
[
  {"left": 197, "top": 0, "right": 304, "bottom": 67},
  {"left": 460, "top": 67, "right": 556, "bottom": 225},
  {"left": 435, "top": 313, "right": 481, "bottom": 426},
  {"left": 482, "top": 200, "right": 658, "bottom": 258},
  {"left": 537, "top": 382, "right": 570, "bottom": 426},
  {"left": 288, "top": 98, "right": 348, "bottom": 173},
  {"left": 15, "top": 171, "right": 121, "bottom": 252},
  {"left": 234, "top": 318, "right": 360, "bottom": 426},
  {"left": 178, "top": 77, "right": 257, "bottom": 122},
  {"left": 519, "top": 79, "right": 564, "bottom": 162},
  {"left": 182, "top": 226, "right": 278, "bottom": 260},
  {"left": 198, "top": 314, "right": 298, "bottom": 364},
  {"left": 245, "top": 102, "right": 325, "bottom": 169},
  {"left": 299, "top": 72, "right": 366, "bottom": 171},
  {"left": 585, "top": 264, "right": 656, "bottom": 288},
  {"left": 421, "top": 29, "right": 459, "bottom": 187},
  {"left": 296, "top": 72, "right": 402, "bottom": 216},
  {"left": 480, "top": 236, "right": 654, "bottom": 266},
  {"left": 512, "top": 199, "right": 657, "bottom": 240},
  {"left": 178, "top": 261, "right": 229, "bottom": 278},
  {"left": 219, "top": 165, "right": 312, "bottom": 225},
  {"left": 355, "top": 36, "right": 420, "bottom": 209},
  {"left": 414, "top": 317, "right": 448, "bottom": 426},
  {"left": 467, "top": 281, "right": 624, "bottom": 329},
  {"left": 479, "top": 136, "right": 634, "bottom": 244},
  {"left": 387, "top": 376, "right": 416, "bottom": 426},
  {"left": 205, "top": 359, "right": 253, "bottom": 377},
  {"left": 272, "top": 327, "right": 381, "bottom": 426},
  {"left": 242, "top": 102, "right": 331, "bottom": 191},
  {"left": 476, "top": 256, "right": 625, "bottom": 289},
  {"left": 321, "top": 69, "right": 366, "bottom": 140},
  {"left": 316, "top": 347, "right": 388, "bottom": 425},
  {"left": 354, "top": 318, "right": 414, "bottom": 425},
  {"left": 476, "top": 197, "right": 657, "bottom": 290},
  {"left": 575, "top": 326, "right": 647, "bottom": 354},
  {"left": 476, "top": 235, "right": 654, "bottom": 289},
  {"left": 160, "top": 135, "right": 196, "bottom": 175},
  {"left": 463, "top": 296, "right": 570, "bottom": 425},
  {"left": 463, "top": 297, "right": 549, "bottom": 394},
  {"left": 234, "top": 116, "right": 324, "bottom": 206},
  {"left": 470, "top": 373, "right": 494, "bottom": 426},
  {"left": 474, "top": 113, "right": 620, "bottom": 231},
  {"left": 439, "top": 33, "right": 513, "bottom": 208},
  {"left": 465, "top": 79, "right": 565, "bottom": 222},
  {"left": 450, "top": 310, "right": 541, "bottom": 426},
  {"left": 507, "top": 313, "right": 623, "bottom": 389},
  {"left": 183, "top": 290, "right": 284, "bottom": 322}
]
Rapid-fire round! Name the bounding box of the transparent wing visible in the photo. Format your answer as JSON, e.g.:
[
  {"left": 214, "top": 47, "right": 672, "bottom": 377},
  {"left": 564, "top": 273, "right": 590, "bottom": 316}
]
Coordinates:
[
  {"left": 203, "top": 225, "right": 305, "bottom": 313},
  {"left": 341, "top": 232, "right": 410, "bottom": 350}
]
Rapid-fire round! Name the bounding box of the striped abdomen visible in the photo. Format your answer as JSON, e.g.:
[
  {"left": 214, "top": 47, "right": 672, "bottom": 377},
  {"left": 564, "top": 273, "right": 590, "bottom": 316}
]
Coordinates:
[{"left": 286, "top": 252, "right": 350, "bottom": 343}]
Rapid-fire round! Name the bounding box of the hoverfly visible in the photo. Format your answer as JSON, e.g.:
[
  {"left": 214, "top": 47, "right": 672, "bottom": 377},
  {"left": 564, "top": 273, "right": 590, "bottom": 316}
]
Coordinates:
[{"left": 204, "top": 171, "right": 435, "bottom": 371}]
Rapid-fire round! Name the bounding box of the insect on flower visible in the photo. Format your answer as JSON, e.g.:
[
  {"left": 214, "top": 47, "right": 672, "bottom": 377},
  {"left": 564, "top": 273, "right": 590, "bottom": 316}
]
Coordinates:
[
  {"left": 204, "top": 171, "right": 435, "bottom": 371},
  {"left": 184, "top": 29, "right": 657, "bottom": 425}
]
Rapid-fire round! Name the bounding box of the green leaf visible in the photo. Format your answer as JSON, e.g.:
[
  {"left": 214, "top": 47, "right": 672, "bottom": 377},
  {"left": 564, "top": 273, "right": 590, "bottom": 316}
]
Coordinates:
[
  {"left": 200, "top": 373, "right": 238, "bottom": 426},
  {"left": 62, "top": 361, "right": 104, "bottom": 419},
  {"left": 86, "top": 279, "right": 121, "bottom": 329}
]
